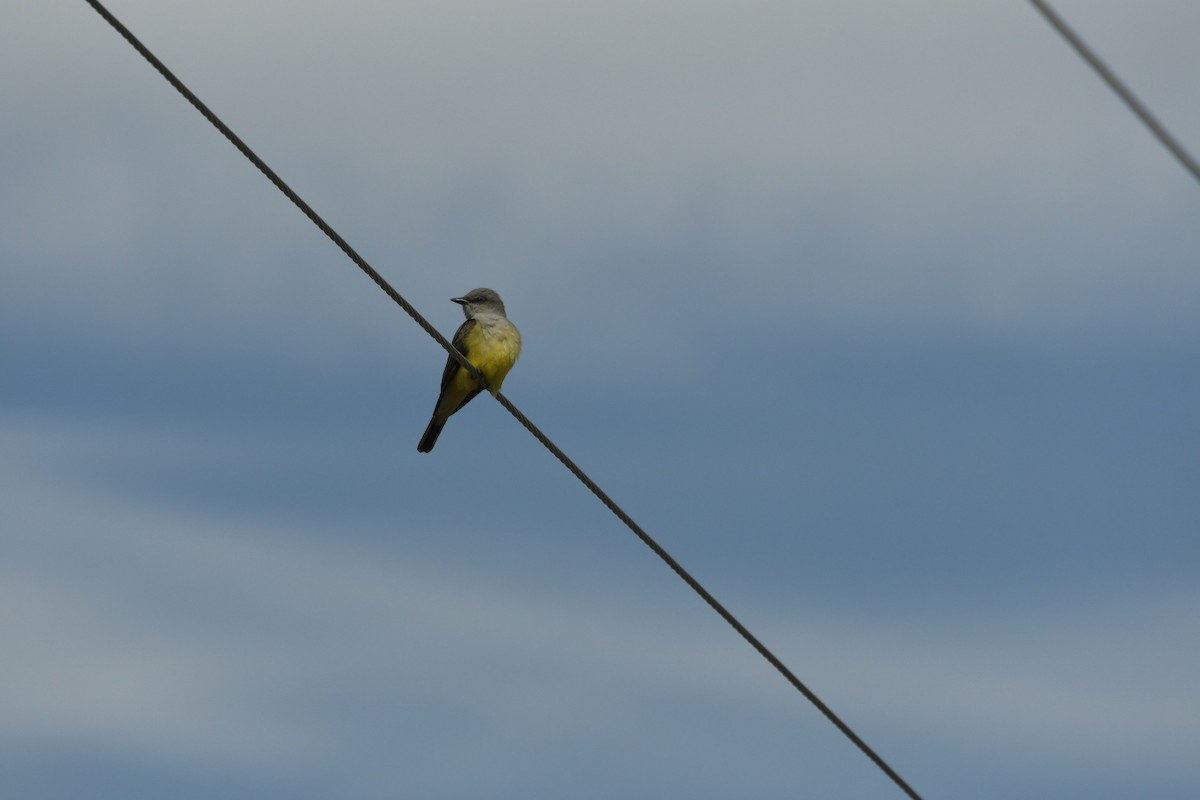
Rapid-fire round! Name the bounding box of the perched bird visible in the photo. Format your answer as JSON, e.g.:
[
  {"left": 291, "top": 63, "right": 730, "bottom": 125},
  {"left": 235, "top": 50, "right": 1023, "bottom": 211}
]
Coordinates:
[{"left": 417, "top": 288, "right": 521, "bottom": 452}]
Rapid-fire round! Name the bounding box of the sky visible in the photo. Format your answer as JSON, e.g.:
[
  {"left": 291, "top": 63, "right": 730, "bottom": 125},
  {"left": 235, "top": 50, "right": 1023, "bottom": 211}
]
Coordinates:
[{"left": 2, "top": 1, "right": 1198, "bottom": 798}]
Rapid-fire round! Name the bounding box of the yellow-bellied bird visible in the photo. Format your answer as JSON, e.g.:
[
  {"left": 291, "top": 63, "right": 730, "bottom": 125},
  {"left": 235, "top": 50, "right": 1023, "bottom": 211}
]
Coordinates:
[{"left": 417, "top": 288, "right": 521, "bottom": 453}]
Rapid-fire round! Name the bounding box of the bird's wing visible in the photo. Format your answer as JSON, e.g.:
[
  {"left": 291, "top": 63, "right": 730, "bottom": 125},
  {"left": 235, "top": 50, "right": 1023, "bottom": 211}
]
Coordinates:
[{"left": 437, "top": 317, "right": 477, "bottom": 393}]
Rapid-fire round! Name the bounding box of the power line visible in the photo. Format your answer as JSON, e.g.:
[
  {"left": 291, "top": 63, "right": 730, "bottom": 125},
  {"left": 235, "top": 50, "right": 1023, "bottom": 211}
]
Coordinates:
[
  {"left": 1027, "top": 0, "right": 1200, "bottom": 186},
  {"left": 81, "top": 2, "right": 925, "bottom": 798}
]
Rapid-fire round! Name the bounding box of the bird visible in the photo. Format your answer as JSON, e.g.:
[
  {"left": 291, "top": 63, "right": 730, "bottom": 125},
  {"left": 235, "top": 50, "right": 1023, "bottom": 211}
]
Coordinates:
[{"left": 417, "top": 288, "right": 521, "bottom": 452}]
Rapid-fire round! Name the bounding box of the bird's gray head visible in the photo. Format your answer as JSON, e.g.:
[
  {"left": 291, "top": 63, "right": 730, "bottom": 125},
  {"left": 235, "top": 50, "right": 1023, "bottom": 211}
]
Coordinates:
[{"left": 451, "top": 288, "right": 507, "bottom": 318}]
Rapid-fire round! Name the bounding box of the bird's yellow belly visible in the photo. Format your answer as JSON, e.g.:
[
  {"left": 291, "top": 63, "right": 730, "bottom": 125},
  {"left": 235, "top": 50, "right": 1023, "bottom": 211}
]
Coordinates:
[{"left": 459, "top": 323, "right": 521, "bottom": 393}]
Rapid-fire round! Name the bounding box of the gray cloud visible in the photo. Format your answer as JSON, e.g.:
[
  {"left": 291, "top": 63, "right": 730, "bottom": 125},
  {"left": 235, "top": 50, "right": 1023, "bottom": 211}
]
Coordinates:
[
  {"left": 5, "top": 1, "right": 1197, "bottom": 363},
  {"left": 4, "top": 418, "right": 1197, "bottom": 794}
]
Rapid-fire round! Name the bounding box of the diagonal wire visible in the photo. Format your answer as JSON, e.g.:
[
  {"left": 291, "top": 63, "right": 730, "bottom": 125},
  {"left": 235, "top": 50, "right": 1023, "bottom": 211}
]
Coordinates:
[
  {"left": 81, "top": 2, "right": 459, "bottom": 363},
  {"left": 81, "top": 2, "right": 925, "bottom": 798},
  {"left": 492, "top": 390, "right": 925, "bottom": 800},
  {"left": 1027, "top": 0, "right": 1200, "bottom": 186}
]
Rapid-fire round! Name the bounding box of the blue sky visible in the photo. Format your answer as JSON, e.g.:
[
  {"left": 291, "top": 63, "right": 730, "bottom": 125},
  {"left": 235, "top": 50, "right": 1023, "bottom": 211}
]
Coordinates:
[{"left": 3, "top": 1, "right": 1198, "bottom": 798}]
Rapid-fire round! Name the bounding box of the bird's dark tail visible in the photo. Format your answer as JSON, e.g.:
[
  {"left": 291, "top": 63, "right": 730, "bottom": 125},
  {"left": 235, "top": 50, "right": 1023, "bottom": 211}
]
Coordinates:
[{"left": 417, "top": 417, "right": 445, "bottom": 453}]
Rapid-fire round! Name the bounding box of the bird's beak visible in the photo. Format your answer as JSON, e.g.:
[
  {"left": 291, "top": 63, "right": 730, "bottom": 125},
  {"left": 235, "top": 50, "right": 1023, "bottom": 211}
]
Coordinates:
[{"left": 451, "top": 296, "right": 467, "bottom": 305}]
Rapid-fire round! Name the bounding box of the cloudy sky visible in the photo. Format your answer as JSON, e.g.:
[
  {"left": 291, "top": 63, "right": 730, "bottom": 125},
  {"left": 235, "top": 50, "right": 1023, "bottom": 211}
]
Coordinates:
[{"left": 3, "top": 1, "right": 1198, "bottom": 798}]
